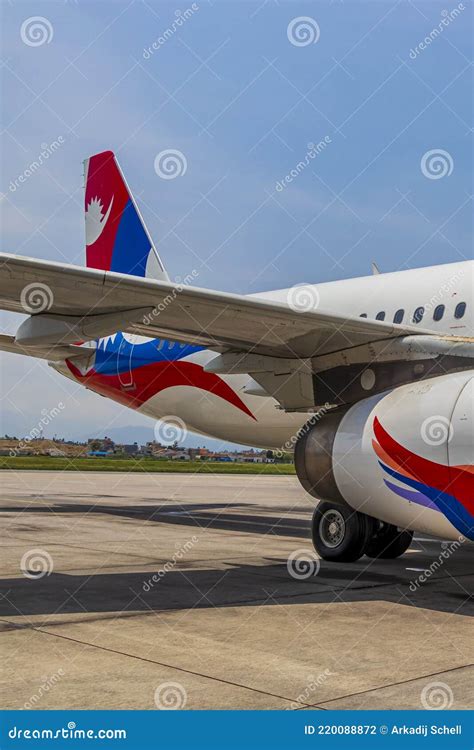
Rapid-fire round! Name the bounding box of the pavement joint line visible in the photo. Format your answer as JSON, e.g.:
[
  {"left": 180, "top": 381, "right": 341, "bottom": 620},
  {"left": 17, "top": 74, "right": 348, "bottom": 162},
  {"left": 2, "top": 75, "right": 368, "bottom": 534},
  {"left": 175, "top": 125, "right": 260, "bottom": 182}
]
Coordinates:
[
  {"left": 0, "top": 619, "right": 316, "bottom": 709},
  {"left": 299, "top": 663, "right": 474, "bottom": 710}
]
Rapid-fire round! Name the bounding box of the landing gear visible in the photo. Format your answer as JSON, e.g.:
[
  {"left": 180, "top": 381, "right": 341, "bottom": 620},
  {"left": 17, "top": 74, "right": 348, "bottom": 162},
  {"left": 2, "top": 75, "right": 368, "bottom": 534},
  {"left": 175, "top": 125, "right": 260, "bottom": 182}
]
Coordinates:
[
  {"left": 311, "top": 502, "right": 374, "bottom": 562},
  {"left": 365, "top": 522, "right": 413, "bottom": 559},
  {"left": 311, "top": 502, "right": 413, "bottom": 562}
]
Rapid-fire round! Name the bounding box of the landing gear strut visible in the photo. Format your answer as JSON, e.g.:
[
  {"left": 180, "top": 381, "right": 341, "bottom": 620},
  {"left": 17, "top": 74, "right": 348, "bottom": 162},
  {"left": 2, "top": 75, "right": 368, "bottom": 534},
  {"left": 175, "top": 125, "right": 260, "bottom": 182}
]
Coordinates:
[{"left": 311, "top": 502, "right": 413, "bottom": 563}]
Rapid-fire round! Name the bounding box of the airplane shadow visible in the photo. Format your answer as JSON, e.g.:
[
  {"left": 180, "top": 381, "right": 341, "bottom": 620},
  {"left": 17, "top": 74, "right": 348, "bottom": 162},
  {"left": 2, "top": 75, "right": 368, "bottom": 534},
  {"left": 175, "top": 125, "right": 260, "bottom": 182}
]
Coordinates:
[
  {"left": 0, "top": 504, "right": 472, "bottom": 624},
  {"left": 0, "top": 501, "right": 313, "bottom": 537}
]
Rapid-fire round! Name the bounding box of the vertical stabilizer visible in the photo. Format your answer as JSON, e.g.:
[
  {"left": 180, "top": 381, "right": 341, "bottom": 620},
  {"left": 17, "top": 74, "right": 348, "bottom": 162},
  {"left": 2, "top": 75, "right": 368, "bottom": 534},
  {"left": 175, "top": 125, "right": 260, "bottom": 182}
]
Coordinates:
[{"left": 84, "top": 150, "right": 168, "bottom": 281}]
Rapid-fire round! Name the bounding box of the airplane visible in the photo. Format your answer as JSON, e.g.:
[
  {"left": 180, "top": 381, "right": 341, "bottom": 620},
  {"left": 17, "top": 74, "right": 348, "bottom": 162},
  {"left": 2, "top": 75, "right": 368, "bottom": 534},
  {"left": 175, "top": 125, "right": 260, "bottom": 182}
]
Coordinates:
[{"left": 0, "top": 150, "right": 472, "bottom": 563}]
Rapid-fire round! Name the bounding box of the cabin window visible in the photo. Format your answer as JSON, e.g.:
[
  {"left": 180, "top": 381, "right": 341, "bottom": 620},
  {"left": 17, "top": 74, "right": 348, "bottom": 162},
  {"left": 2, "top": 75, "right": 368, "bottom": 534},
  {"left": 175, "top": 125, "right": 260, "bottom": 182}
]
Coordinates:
[
  {"left": 157, "top": 340, "right": 164, "bottom": 351},
  {"left": 413, "top": 306, "right": 424, "bottom": 324},
  {"left": 393, "top": 309, "right": 404, "bottom": 324},
  {"left": 454, "top": 302, "right": 466, "bottom": 319},
  {"left": 433, "top": 304, "right": 445, "bottom": 321},
  {"left": 360, "top": 313, "right": 368, "bottom": 318},
  {"left": 376, "top": 311, "right": 385, "bottom": 321}
]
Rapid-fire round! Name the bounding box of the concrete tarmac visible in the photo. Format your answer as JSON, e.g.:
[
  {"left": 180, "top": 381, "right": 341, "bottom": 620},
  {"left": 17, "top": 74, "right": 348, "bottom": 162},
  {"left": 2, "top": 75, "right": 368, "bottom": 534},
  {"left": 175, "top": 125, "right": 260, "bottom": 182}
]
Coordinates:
[{"left": 0, "top": 471, "right": 472, "bottom": 710}]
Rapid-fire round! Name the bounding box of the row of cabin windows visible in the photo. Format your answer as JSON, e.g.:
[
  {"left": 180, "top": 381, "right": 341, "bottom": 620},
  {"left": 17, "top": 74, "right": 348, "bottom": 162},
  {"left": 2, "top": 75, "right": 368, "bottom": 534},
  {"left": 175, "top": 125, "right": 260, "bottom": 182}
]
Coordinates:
[
  {"left": 154, "top": 305, "right": 468, "bottom": 351},
  {"left": 360, "top": 301, "right": 467, "bottom": 325}
]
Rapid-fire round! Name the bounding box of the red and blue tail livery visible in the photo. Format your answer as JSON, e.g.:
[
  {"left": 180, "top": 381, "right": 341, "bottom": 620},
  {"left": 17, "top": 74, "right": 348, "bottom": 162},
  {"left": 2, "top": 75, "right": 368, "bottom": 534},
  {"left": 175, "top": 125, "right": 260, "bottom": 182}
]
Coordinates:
[
  {"left": 84, "top": 151, "right": 168, "bottom": 281},
  {"left": 373, "top": 417, "right": 474, "bottom": 541}
]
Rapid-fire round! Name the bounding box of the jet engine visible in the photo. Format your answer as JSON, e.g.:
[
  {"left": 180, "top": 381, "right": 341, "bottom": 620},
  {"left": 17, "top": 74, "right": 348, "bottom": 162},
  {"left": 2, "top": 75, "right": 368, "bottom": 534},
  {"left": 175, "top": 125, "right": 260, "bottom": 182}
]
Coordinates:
[{"left": 295, "top": 371, "right": 473, "bottom": 561}]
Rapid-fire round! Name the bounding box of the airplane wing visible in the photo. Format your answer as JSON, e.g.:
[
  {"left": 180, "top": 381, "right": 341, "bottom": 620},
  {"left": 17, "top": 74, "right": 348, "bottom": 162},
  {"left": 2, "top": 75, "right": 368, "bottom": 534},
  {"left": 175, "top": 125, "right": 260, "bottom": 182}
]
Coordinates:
[{"left": 0, "top": 252, "right": 431, "bottom": 358}]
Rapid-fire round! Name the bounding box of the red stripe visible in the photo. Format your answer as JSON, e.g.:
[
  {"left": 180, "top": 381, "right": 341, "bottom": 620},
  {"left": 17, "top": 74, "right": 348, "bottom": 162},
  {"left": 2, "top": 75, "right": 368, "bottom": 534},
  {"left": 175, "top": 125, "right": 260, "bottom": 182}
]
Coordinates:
[
  {"left": 67, "top": 359, "right": 256, "bottom": 420},
  {"left": 373, "top": 417, "right": 473, "bottom": 514},
  {"left": 85, "top": 151, "right": 129, "bottom": 271}
]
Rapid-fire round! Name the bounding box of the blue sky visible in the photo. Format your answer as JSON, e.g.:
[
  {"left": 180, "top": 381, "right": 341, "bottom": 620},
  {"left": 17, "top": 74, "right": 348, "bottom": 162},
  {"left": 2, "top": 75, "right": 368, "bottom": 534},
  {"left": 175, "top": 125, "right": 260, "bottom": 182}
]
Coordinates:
[{"left": 0, "top": 0, "right": 472, "bottom": 444}]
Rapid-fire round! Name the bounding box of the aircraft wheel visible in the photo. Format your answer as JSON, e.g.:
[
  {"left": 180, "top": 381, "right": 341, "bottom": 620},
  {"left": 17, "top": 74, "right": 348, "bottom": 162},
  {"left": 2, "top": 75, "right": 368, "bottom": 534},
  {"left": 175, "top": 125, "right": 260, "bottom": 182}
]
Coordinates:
[
  {"left": 365, "top": 522, "right": 413, "bottom": 559},
  {"left": 311, "top": 502, "right": 375, "bottom": 562}
]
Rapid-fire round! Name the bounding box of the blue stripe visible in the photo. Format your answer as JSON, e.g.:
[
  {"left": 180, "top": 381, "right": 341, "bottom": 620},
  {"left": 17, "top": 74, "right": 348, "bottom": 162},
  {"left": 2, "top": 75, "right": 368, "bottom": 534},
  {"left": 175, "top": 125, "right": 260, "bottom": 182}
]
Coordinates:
[
  {"left": 110, "top": 199, "right": 150, "bottom": 277},
  {"left": 379, "top": 461, "right": 474, "bottom": 540},
  {"left": 93, "top": 333, "right": 204, "bottom": 376}
]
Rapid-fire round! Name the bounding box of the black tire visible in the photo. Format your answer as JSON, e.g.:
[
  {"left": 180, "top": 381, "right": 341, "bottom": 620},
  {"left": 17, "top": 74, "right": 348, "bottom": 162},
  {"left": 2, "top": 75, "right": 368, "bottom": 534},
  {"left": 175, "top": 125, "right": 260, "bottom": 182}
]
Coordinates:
[
  {"left": 365, "top": 522, "right": 413, "bottom": 559},
  {"left": 311, "top": 502, "right": 375, "bottom": 562}
]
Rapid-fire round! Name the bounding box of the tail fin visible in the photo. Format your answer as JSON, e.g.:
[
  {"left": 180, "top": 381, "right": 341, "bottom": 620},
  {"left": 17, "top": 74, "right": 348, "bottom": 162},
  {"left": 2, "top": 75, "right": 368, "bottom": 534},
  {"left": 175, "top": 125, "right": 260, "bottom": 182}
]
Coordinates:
[{"left": 84, "top": 150, "right": 168, "bottom": 281}]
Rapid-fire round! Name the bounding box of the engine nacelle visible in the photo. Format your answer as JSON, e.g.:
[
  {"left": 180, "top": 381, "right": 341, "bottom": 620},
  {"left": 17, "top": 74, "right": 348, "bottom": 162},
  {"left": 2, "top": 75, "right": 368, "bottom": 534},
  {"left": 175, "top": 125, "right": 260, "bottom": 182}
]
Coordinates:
[{"left": 295, "top": 372, "right": 473, "bottom": 541}]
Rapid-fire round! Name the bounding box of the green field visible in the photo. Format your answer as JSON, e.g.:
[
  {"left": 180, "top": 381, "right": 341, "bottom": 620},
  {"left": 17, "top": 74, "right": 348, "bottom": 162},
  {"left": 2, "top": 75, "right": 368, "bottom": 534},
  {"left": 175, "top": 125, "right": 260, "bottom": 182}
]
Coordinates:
[{"left": 0, "top": 456, "right": 295, "bottom": 474}]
